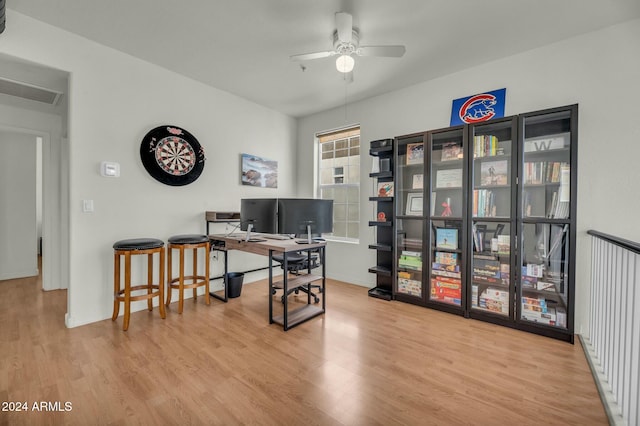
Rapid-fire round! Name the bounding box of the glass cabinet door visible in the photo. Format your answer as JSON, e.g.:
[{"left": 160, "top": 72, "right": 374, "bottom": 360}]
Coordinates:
[
  {"left": 396, "top": 134, "right": 425, "bottom": 219},
  {"left": 469, "top": 119, "right": 515, "bottom": 317},
  {"left": 395, "top": 134, "right": 426, "bottom": 301},
  {"left": 518, "top": 106, "right": 575, "bottom": 333},
  {"left": 428, "top": 127, "right": 465, "bottom": 309}
]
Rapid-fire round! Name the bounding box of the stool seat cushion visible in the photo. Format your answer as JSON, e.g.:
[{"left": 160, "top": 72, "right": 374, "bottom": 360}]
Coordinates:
[
  {"left": 113, "top": 238, "right": 164, "bottom": 250},
  {"left": 168, "top": 234, "right": 209, "bottom": 245}
]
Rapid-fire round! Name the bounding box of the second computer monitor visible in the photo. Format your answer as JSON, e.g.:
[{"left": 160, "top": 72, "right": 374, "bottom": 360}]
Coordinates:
[{"left": 277, "top": 198, "right": 333, "bottom": 238}]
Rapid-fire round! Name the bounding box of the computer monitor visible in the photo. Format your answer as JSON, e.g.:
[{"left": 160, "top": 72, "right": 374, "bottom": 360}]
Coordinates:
[
  {"left": 240, "top": 198, "right": 278, "bottom": 241},
  {"left": 277, "top": 198, "right": 333, "bottom": 243}
]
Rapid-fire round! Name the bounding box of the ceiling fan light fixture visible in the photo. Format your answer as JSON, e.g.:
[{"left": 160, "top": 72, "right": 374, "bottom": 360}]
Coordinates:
[{"left": 336, "top": 54, "right": 354, "bottom": 73}]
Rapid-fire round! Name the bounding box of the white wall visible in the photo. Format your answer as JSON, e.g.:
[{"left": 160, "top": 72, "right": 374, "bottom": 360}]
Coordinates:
[
  {"left": 0, "top": 11, "right": 297, "bottom": 327},
  {"left": 298, "top": 18, "right": 640, "bottom": 336},
  {"left": 0, "top": 131, "right": 38, "bottom": 279}
]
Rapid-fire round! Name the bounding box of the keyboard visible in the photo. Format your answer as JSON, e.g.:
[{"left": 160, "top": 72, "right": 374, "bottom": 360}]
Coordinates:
[{"left": 262, "top": 234, "right": 292, "bottom": 240}]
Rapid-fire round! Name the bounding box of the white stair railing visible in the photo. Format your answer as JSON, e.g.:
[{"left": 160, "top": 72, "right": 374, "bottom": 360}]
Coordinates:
[{"left": 583, "top": 231, "right": 640, "bottom": 426}]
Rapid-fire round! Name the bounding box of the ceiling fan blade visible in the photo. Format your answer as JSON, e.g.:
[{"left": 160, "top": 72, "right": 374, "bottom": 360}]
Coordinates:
[
  {"left": 357, "top": 45, "right": 406, "bottom": 57},
  {"left": 335, "top": 12, "right": 353, "bottom": 43},
  {"left": 290, "top": 51, "right": 336, "bottom": 62}
]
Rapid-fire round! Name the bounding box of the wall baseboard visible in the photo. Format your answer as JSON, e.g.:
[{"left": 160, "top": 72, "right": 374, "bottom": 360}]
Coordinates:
[{"left": 0, "top": 268, "right": 39, "bottom": 281}]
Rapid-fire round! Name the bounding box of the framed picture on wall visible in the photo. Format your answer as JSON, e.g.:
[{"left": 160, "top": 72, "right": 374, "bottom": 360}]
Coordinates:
[{"left": 241, "top": 153, "right": 278, "bottom": 188}]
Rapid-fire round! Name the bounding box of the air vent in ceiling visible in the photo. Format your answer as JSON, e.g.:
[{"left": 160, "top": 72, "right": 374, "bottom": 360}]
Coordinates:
[{"left": 0, "top": 77, "right": 63, "bottom": 105}]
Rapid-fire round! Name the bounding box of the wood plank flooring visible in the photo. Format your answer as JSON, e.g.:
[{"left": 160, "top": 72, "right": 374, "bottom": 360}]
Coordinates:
[{"left": 0, "top": 272, "right": 606, "bottom": 425}]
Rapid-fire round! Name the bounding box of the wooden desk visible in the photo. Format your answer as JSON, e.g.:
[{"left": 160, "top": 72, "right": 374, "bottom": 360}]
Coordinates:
[{"left": 209, "top": 234, "right": 326, "bottom": 331}]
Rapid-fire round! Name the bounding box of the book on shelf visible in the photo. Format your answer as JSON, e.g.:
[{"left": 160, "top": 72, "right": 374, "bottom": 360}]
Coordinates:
[
  {"left": 406, "top": 143, "right": 424, "bottom": 165},
  {"left": 435, "top": 251, "right": 458, "bottom": 265},
  {"left": 398, "top": 272, "right": 422, "bottom": 297},
  {"left": 480, "top": 160, "right": 508, "bottom": 186},
  {"left": 432, "top": 263, "right": 460, "bottom": 272},
  {"left": 432, "top": 262, "right": 461, "bottom": 279},
  {"left": 547, "top": 189, "right": 570, "bottom": 219},
  {"left": 473, "top": 135, "right": 498, "bottom": 158},
  {"left": 436, "top": 228, "right": 458, "bottom": 250},
  {"left": 500, "top": 263, "right": 510, "bottom": 285},
  {"left": 523, "top": 161, "right": 567, "bottom": 185},
  {"left": 441, "top": 142, "right": 463, "bottom": 161},
  {"left": 412, "top": 174, "right": 424, "bottom": 189},
  {"left": 473, "top": 189, "right": 496, "bottom": 217},
  {"left": 399, "top": 250, "right": 422, "bottom": 271},
  {"left": 430, "top": 277, "right": 462, "bottom": 305},
  {"left": 435, "top": 168, "right": 463, "bottom": 188},
  {"left": 432, "top": 269, "right": 461, "bottom": 279},
  {"left": 497, "top": 235, "right": 510, "bottom": 255},
  {"left": 377, "top": 182, "right": 394, "bottom": 197},
  {"left": 478, "top": 287, "right": 509, "bottom": 314}
]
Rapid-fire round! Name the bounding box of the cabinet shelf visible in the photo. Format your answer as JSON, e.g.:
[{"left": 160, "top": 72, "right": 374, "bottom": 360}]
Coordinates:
[
  {"left": 271, "top": 305, "right": 324, "bottom": 328},
  {"left": 368, "top": 266, "right": 392, "bottom": 276},
  {"left": 370, "top": 171, "right": 393, "bottom": 179},
  {"left": 272, "top": 274, "right": 323, "bottom": 292},
  {"left": 369, "top": 196, "right": 394, "bottom": 202},
  {"left": 370, "top": 146, "right": 393, "bottom": 156},
  {"left": 369, "top": 221, "right": 392, "bottom": 227},
  {"left": 369, "top": 244, "right": 392, "bottom": 251}
]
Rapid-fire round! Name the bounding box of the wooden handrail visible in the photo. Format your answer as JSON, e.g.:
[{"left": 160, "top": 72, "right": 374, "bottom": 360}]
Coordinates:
[{"left": 587, "top": 230, "right": 640, "bottom": 255}]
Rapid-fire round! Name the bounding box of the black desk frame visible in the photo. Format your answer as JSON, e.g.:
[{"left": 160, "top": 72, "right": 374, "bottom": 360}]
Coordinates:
[
  {"left": 268, "top": 246, "right": 326, "bottom": 331},
  {"left": 208, "top": 235, "right": 326, "bottom": 330}
]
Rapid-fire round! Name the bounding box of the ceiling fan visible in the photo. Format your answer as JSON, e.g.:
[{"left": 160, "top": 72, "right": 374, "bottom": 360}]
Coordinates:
[{"left": 290, "top": 12, "right": 406, "bottom": 74}]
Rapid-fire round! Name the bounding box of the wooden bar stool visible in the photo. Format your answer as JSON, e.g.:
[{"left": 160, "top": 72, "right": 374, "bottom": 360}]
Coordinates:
[
  {"left": 112, "top": 238, "right": 166, "bottom": 331},
  {"left": 166, "top": 234, "right": 210, "bottom": 313}
]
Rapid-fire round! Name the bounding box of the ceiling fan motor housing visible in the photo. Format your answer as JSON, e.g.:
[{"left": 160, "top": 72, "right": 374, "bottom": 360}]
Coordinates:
[{"left": 333, "top": 29, "right": 359, "bottom": 55}]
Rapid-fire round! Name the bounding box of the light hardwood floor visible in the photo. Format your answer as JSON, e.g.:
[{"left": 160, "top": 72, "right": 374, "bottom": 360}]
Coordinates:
[{"left": 0, "top": 270, "right": 606, "bottom": 425}]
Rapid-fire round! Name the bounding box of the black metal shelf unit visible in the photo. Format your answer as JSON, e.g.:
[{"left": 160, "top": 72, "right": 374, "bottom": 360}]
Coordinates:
[{"left": 368, "top": 139, "right": 394, "bottom": 300}]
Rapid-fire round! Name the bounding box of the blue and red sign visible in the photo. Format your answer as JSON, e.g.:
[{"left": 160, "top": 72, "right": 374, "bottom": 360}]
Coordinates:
[{"left": 450, "top": 88, "right": 506, "bottom": 126}]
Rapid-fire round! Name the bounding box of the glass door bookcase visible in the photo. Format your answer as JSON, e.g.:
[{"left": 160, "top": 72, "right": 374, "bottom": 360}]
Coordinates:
[
  {"left": 517, "top": 105, "right": 577, "bottom": 341},
  {"left": 427, "top": 126, "right": 466, "bottom": 314},
  {"left": 394, "top": 133, "right": 426, "bottom": 302},
  {"left": 468, "top": 117, "right": 517, "bottom": 322}
]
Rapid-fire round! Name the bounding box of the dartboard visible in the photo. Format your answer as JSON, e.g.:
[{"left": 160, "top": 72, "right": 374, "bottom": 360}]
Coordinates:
[{"left": 140, "top": 125, "right": 206, "bottom": 186}]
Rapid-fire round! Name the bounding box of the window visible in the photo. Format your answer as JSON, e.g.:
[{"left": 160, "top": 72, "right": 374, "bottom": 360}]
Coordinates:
[{"left": 317, "top": 126, "right": 360, "bottom": 242}]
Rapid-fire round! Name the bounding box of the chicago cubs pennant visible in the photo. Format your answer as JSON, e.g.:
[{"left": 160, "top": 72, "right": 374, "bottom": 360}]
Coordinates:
[{"left": 450, "top": 88, "right": 506, "bottom": 126}]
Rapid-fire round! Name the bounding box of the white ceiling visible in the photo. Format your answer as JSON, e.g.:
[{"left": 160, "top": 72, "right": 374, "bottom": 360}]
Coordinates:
[{"left": 6, "top": 0, "right": 640, "bottom": 117}]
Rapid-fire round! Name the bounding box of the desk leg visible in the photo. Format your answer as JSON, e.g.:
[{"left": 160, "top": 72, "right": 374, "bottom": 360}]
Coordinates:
[
  {"left": 283, "top": 253, "right": 289, "bottom": 331},
  {"left": 209, "top": 248, "right": 228, "bottom": 303},
  {"left": 321, "top": 246, "right": 326, "bottom": 312},
  {"left": 269, "top": 250, "right": 274, "bottom": 324}
]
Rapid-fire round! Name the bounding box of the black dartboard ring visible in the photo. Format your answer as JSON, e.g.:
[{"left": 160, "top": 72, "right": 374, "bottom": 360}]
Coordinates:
[{"left": 140, "top": 125, "right": 206, "bottom": 186}]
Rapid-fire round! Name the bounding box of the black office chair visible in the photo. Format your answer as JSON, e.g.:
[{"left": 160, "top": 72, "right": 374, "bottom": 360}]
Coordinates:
[{"left": 271, "top": 247, "right": 322, "bottom": 304}]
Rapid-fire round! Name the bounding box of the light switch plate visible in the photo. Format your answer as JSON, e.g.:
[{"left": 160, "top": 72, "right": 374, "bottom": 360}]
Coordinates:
[
  {"left": 82, "top": 199, "right": 94, "bottom": 212},
  {"left": 101, "top": 161, "right": 120, "bottom": 177}
]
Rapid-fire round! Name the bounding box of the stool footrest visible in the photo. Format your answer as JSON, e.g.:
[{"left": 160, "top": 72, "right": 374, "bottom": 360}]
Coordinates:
[{"left": 115, "top": 284, "right": 163, "bottom": 302}]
